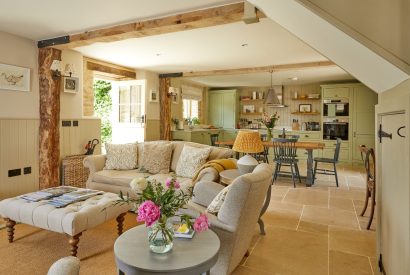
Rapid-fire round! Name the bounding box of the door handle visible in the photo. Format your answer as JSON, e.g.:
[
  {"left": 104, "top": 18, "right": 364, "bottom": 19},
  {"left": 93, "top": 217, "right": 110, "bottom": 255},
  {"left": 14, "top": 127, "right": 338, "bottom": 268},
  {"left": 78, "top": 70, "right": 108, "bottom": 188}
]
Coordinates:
[
  {"left": 397, "top": 126, "right": 405, "bottom": 138},
  {"left": 378, "top": 124, "right": 392, "bottom": 143}
]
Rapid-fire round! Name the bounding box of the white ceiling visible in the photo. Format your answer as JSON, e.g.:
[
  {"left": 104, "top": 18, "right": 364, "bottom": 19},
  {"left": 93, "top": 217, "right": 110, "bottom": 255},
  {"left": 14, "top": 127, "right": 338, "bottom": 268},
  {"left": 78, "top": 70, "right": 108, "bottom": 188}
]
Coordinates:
[
  {"left": 0, "top": 0, "right": 240, "bottom": 40},
  {"left": 0, "top": 0, "right": 354, "bottom": 87},
  {"left": 75, "top": 18, "right": 353, "bottom": 86}
]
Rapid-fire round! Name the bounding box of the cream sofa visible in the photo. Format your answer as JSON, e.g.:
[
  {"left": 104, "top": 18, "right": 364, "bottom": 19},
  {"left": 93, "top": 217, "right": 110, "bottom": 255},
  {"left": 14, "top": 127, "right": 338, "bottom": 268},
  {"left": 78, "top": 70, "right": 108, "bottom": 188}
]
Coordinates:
[{"left": 83, "top": 141, "right": 233, "bottom": 195}]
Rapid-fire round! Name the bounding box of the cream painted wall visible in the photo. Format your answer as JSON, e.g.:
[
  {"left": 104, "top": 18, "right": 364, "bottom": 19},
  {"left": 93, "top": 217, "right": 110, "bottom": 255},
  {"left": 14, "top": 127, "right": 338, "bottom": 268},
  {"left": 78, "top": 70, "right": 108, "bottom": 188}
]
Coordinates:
[
  {"left": 305, "top": 0, "right": 410, "bottom": 68},
  {"left": 60, "top": 50, "right": 84, "bottom": 119},
  {"left": 0, "top": 31, "right": 39, "bottom": 119},
  {"left": 136, "top": 69, "right": 160, "bottom": 140},
  {"left": 379, "top": 79, "right": 410, "bottom": 104}
]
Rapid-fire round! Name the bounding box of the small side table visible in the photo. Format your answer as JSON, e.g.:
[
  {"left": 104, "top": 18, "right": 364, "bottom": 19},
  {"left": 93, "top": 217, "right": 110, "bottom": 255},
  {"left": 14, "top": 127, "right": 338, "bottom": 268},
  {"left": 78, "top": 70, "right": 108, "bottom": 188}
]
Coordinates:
[
  {"left": 114, "top": 225, "right": 220, "bottom": 275},
  {"left": 219, "top": 169, "right": 272, "bottom": 235}
]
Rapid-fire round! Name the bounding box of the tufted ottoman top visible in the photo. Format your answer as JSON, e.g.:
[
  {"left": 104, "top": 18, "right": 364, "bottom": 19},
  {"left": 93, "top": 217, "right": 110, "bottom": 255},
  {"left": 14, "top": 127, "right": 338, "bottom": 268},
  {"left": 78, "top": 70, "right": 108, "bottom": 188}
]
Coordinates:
[{"left": 0, "top": 191, "right": 131, "bottom": 236}]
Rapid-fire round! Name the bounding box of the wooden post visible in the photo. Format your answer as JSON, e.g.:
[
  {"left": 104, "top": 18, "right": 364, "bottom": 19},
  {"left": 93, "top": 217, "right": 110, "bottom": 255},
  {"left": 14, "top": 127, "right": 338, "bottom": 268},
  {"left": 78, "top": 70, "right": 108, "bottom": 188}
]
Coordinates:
[
  {"left": 38, "top": 48, "right": 62, "bottom": 189},
  {"left": 159, "top": 77, "right": 171, "bottom": 140}
]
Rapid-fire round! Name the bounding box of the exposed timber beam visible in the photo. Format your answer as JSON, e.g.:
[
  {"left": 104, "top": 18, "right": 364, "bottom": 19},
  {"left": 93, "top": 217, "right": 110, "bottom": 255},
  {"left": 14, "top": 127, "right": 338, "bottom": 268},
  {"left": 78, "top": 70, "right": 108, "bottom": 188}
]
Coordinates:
[
  {"left": 53, "top": 3, "right": 265, "bottom": 49},
  {"left": 86, "top": 61, "right": 136, "bottom": 78},
  {"left": 182, "top": 61, "right": 336, "bottom": 77}
]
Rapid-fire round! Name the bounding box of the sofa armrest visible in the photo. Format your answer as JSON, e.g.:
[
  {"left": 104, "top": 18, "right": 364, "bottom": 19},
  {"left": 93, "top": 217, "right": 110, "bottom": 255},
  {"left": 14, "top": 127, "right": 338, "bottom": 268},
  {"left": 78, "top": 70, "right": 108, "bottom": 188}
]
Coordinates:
[
  {"left": 195, "top": 167, "right": 220, "bottom": 182},
  {"left": 83, "top": 155, "right": 106, "bottom": 176},
  {"left": 192, "top": 180, "right": 225, "bottom": 207}
]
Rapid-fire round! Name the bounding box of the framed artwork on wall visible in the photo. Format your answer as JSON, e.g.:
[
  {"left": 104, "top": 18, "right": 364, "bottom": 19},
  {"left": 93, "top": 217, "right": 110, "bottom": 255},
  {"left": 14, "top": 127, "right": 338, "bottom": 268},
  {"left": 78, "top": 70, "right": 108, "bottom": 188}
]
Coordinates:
[
  {"left": 63, "top": 77, "right": 79, "bottom": 93},
  {"left": 0, "top": 63, "right": 30, "bottom": 92},
  {"left": 299, "top": 104, "right": 312, "bottom": 113},
  {"left": 149, "top": 89, "right": 159, "bottom": 102}
]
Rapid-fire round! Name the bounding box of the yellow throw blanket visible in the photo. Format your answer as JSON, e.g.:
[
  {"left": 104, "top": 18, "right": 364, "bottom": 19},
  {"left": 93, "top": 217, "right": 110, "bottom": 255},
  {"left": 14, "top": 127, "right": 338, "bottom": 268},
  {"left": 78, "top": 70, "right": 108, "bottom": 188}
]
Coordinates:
[{"left": 192, "top": 159, "right": 237, "bottom": 183}]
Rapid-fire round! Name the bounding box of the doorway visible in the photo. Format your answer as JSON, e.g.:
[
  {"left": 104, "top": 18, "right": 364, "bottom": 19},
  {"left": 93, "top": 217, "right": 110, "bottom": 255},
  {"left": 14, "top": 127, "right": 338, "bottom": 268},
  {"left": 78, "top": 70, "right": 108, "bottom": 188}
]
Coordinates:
[{"left": 93, "top": 79, "right": 145, "bottom": 147}]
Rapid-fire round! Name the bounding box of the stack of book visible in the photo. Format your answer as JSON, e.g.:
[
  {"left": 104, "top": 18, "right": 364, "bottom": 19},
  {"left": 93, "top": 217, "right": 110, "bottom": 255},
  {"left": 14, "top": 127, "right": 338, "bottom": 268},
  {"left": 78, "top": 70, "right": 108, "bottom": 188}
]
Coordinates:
[
  {"left": 20, "top": 186, "right": 78, "bottom": 202},
  {"left": 173, "top": 223, "right": 195, "bottom": 239}
]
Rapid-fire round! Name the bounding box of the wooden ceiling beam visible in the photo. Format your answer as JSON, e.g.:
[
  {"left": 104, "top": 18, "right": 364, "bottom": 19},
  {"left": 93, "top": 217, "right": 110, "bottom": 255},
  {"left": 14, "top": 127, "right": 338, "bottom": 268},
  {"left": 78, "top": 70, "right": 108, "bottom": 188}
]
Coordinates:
[
  {"left": 54, "top": 3, "right": 265, "bottom": 49},
  {"left": 86, "top": 61, "right": 136, "bottom": 78},
  {"left": 181, "top": 61, "right": 337, "bottom": 77}
]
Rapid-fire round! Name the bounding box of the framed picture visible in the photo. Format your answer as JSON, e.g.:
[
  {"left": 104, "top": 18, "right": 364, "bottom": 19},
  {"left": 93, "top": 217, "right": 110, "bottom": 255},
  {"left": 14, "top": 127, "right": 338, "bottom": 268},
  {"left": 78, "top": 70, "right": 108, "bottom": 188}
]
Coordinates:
[
  {"left": 149, "top": 89, "right": 159, "bottom": 102},
  {"left": 170, "top": 87, "right": 180, "bottom": 104},
  {"left": 63, "top": 77, "right": 79, "bottom": 93},
  {"left": 0, "top": 63, "right": 30, "bottom": 92},
  {"left": 299, "top": 104, "right": 312, "bottom": 113},
  {"left": 243, "top": 105, "right": 255, "bottom": 113}
]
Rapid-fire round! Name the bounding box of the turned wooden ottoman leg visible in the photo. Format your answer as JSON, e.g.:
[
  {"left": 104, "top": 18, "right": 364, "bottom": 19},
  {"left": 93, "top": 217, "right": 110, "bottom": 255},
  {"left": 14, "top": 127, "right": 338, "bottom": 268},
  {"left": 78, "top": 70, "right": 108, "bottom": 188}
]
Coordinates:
[
  {"left": 69, "top": 233, "right": 82, "bottom": 257},
  {"left": 116, "top": 213, "right": 126, "bottom": 236},
  {"left": 5, "top": 218, "right": 16, "bottom": 243}
]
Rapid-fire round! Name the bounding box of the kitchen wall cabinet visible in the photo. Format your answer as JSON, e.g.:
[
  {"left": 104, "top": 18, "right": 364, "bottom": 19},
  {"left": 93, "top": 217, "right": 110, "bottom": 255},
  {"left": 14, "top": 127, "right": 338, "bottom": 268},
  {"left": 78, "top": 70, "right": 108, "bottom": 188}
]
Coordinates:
[
  {"left": 208, "top": 90, "right": 238, "bottom": 129},
  {"left": 321, "top": 83, "right": 377, "bottom": 163},
  {"left": 351, "top": 85, "right": 378, "bottom": 162}
]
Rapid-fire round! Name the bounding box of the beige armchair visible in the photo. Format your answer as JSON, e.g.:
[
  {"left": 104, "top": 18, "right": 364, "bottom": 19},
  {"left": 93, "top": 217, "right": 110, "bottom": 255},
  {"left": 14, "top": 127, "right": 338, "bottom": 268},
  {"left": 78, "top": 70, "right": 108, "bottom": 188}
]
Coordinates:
[{"left": 186, "top": 163, "right": 273, "bottom": 274}]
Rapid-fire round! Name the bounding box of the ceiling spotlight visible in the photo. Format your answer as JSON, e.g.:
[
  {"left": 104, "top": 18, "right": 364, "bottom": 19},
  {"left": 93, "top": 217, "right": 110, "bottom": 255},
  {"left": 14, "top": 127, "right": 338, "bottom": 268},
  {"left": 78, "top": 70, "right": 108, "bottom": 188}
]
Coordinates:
[
  {"left": 156, "top": 53, "right": 162, "bottom": 56},
  {"left": 241, "top": 43, "right": 248, "bottom": 47},
  {"left": 289, "top": 76, "right": 298, "bottom": 81}
]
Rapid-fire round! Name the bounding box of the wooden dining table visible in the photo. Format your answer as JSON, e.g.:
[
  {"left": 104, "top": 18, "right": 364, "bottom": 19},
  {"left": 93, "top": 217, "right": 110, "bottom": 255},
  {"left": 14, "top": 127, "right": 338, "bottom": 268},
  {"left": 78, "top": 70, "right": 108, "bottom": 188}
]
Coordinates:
[{"left": 215, "top": 140, "right": 325, "bottom": 187}]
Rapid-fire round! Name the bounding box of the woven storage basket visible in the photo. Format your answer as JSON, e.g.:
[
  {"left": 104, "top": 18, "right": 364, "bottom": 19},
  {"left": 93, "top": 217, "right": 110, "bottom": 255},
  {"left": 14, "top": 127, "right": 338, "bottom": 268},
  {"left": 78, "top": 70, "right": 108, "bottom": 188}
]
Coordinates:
[{"left": 62, "top": 154, "right": 89, "bottom": 188}]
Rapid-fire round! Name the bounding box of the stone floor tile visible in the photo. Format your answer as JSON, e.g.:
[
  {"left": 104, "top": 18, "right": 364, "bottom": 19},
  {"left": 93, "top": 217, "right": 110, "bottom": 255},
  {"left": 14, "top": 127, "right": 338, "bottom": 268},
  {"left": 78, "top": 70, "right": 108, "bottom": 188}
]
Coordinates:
[
  {"left": 244, "top": 226, "right": 328, "bottom": 275},
  {"left": 297, "top": 220, "right": 329, "bottom": 235},
  {"left": 329, "top": 226, "right": 376, "bottom": 257},
  {"left": 329, "top": 250, "right": 373, "bottom": 275},
  {"left": 301, "top": 206, "right": 359, "bottom": 229},
  {"left": 262, "top": 209, "right": 301, "bottom": 230},
  {"left": 232, "top": 265, "right": 273, "bottom": 275},
  {"left": 283, "top": 188, "right": 328, "bottom": 207},
  {"left": 329, "top": 188, "right": 366, "bottom": 201},
  {"left": 329, "top": 197, "right": 355, "bottom": 211}
]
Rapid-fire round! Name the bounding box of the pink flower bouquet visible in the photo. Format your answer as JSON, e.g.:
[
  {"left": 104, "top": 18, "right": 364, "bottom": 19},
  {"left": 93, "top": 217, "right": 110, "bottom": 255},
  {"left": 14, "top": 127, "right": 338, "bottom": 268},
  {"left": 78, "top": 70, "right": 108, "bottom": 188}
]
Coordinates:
[{"left": 116, "top": 175, "right": 209, "bottom": 253}]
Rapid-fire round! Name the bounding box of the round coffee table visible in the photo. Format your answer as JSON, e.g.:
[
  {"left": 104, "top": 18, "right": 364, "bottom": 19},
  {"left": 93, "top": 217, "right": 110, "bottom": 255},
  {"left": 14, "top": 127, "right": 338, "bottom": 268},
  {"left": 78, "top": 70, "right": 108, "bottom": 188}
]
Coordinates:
[{"left": 114, "top": 225, "right": 220, "bottom": 275}]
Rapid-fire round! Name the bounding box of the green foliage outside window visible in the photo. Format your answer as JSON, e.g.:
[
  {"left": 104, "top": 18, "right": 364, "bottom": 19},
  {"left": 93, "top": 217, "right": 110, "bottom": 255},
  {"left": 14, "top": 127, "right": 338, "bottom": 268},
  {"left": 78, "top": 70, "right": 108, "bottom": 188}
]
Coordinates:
[{"left": 94, "top": 80, "right": 112, "bottom": 144}]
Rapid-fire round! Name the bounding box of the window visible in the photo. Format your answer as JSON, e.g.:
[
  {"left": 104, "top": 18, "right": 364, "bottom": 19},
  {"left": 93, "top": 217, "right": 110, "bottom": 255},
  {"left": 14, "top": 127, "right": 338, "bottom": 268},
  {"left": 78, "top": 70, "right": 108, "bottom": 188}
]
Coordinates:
[
  {"left": 118, "top": 85, "right": 143, "bottom": 123},
  {"left": 183, "top": 99, "right": 199, "bottom": 119}
]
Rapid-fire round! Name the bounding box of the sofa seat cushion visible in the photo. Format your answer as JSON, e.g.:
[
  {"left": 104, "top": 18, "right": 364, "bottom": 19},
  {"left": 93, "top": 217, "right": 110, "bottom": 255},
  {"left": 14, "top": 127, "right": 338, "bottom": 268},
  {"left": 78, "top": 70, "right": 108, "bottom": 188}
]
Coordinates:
[{"left": 92, "top": 170, "right": 150, "bottom": 187}]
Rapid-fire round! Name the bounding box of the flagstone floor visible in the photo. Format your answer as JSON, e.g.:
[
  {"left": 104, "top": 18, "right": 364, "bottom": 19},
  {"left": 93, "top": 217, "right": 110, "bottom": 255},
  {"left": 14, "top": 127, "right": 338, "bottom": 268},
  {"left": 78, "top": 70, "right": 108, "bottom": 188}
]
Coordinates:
[{"left": 232, "top": 163, "right": 377, "bottom": 275}]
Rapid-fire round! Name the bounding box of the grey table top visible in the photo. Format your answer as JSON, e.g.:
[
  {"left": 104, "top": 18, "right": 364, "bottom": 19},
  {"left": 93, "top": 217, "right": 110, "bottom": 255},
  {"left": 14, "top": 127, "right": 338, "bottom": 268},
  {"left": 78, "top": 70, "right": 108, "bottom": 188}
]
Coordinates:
[{"left": 114, "top": 225, "right": 220, "bottom": 274}]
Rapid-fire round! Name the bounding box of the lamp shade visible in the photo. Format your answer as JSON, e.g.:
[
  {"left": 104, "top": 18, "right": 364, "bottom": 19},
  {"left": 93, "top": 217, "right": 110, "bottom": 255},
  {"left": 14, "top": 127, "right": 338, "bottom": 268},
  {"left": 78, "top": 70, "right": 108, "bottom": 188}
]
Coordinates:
[{"left": 232, "top": 130, "right": 264, "bottom": 153}]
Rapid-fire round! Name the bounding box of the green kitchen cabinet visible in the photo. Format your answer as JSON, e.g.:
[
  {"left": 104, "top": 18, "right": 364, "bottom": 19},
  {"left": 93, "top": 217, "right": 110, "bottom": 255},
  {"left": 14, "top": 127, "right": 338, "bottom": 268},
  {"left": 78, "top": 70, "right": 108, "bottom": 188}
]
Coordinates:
[
  {"left": 171, "top": 130, "right": 223, "bottom": 146},
  {"left": 352, "top": 85, "right": 378, "bottom": 162},
  {"left": 208, "top": 90, "right": 238, "bottom": 129}
]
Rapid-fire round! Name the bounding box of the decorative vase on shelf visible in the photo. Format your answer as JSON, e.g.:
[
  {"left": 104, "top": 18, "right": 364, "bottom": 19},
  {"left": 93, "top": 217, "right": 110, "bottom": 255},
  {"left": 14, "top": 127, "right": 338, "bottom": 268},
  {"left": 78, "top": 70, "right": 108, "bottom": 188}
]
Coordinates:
[
  {"left": 147, "top": 219, "right": 174, "bottom": 254},
  {"left": 267, "top": 128, "right": 273, "bottom": 141}
]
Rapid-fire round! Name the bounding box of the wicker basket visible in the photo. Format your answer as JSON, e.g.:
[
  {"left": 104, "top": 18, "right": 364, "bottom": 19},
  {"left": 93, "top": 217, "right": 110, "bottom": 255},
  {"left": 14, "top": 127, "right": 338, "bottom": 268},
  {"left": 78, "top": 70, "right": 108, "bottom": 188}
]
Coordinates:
[{"left": 62, "top": 154, "right": 90, "bottom": 188}]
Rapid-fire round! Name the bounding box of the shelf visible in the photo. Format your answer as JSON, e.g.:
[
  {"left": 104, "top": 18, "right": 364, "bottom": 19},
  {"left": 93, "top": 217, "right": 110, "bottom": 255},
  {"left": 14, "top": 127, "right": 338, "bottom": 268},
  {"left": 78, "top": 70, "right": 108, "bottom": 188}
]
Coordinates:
[
  {"left": 291, "top": 112, "right": 321, "bottom": 115},
  {"left": 291, "top": 97, "right": 321, "bottom": 101},
  {"left": 241, "top": 112, "right": 262, "bottom": 116},
  {"left": 240, "top": 99, "right": 264, "bottom": 103}
]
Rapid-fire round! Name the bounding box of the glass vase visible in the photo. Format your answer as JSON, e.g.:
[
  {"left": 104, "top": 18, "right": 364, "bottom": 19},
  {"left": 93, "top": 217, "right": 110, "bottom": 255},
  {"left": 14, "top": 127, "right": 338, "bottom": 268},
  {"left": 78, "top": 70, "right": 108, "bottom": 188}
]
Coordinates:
[
  {"left": 267, "top": 128, "right": 273, "bottom": 141},
  {"left": 147, "top": 220, "right": 174, "bottom": 254}
]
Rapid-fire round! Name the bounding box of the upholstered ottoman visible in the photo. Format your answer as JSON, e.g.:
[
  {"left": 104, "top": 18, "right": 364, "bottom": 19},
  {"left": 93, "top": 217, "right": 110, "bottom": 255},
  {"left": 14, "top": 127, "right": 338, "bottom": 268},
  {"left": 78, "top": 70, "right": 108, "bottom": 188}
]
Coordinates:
[{"left": 0, "top": 192, "right": 131, "bottom": 256}]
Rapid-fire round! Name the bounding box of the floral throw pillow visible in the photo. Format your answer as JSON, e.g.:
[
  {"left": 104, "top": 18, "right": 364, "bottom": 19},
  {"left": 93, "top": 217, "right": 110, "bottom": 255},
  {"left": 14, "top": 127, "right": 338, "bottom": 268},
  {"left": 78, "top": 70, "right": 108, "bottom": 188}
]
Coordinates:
[
  {"left": 207, "top": 185, "right": 231, "bottom": 214},
  {"left": 141, "top": 143, "right": 173, "bottom": 174},
  {"left": 104, "top": 143, "right": 138, "bottom": 170},
  {"left": 176, "top": 145, "right": 212, "bottom": 178}
]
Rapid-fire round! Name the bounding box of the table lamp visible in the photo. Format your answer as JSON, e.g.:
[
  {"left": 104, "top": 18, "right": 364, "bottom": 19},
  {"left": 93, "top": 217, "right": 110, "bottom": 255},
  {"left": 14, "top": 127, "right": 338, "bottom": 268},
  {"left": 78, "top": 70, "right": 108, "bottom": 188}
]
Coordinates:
[{"left": 232, "top": 130, "right": 264, "bottom": 174}]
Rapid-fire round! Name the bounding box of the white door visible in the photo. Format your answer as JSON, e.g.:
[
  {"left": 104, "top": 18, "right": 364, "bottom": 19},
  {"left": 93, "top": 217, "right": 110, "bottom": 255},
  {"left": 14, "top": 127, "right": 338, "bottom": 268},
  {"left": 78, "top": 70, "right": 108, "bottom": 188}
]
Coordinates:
[
  {"left": 377, "top": 110, "right": 409, "bottom": 274},
  {"left": 111, "top": 80, "right": 145, "bottom": 143}
]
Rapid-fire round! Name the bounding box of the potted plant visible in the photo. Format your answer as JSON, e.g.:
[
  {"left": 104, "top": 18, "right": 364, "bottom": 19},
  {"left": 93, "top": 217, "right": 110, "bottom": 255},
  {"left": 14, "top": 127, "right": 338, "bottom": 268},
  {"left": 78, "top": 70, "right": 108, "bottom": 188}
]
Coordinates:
[{"left": 171, "top": 118, "right": 179, "bottom": 131}]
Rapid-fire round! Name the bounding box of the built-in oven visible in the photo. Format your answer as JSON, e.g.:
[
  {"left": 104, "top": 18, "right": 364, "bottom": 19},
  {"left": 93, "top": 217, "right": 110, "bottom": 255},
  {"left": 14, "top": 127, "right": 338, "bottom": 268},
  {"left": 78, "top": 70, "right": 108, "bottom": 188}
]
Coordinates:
[
  {"left": 323, "top": 99, "right": 349, "bottom": 117},
  {"left": 323, "top": 121, "right": 349, "bottom": 140}
]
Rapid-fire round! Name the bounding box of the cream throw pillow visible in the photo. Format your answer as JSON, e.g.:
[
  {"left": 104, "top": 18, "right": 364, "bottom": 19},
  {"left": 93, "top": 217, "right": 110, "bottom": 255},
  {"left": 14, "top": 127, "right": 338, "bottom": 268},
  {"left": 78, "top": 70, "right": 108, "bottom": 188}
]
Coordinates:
[
  {"left": 207, "top": 185, "right": 231, "bottom": 214},
  {"left": 141, "top": 143, "right": 173, "bottom": 174},
  {"left": 176, "top": 145, "right": 212, "bottom": 178},
  {"left": 104, "top": 143, "right": 138, "bottom": 170}
]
